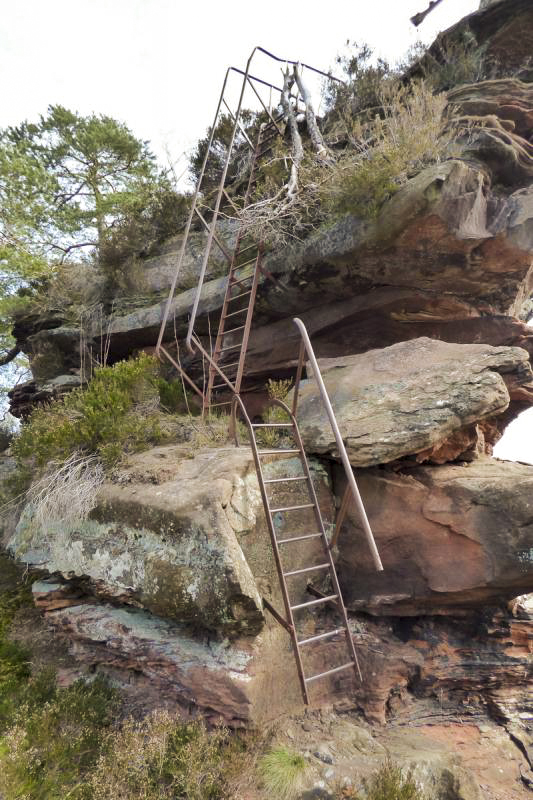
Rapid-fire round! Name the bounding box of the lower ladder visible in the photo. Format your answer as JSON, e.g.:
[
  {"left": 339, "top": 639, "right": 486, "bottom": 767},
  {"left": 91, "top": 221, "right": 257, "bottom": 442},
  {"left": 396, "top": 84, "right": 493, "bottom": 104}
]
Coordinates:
[{"left": 233, "top": 395, "right": 361, "bottom": 704}]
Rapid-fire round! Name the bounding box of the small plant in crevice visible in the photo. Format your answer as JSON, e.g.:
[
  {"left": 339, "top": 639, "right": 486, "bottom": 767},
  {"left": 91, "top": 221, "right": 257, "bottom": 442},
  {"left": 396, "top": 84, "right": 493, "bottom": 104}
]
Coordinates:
[
  {"left": 256, "top": 378, "right": 293, "bottom": 449},
  {"left": 258, "top": 745, "right": 308, "bottom": 800}
]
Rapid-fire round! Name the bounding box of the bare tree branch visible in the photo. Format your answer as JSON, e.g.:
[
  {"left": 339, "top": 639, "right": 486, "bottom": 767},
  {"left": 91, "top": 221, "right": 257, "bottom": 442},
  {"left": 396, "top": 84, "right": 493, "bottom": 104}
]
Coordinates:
[
  {"left": 281, "top": 68, "right": 304, "bottom": 199},
  {"left": 293, "top": 64, "right": 330, "bottom": 160},
  {"left": 410, "top": 0, "right": 445, "bottom": 27},
  {"left": 0, "top": 345, "right": 20, "bottom": 367}
]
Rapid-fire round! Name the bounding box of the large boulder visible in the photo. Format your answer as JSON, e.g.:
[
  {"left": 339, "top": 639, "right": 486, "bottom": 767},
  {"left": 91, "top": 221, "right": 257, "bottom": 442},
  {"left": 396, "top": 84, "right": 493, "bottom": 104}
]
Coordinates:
[
  {"left": 294, "top": 338, "right": 533, "bottom": 467},
  {"left": 335, "top": 456, "right": 533, "bottom": 616},
  {"left": 9, "top": 444, "right": 334, "bottom": 638}
]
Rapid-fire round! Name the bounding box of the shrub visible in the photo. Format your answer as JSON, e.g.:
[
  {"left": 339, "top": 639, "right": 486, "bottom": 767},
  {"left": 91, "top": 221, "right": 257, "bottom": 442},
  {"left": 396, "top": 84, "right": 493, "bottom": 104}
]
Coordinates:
[
  {"left": 0, "top": 560, "right": 33, "bottom": 731},
  {"left": 8, "top": 353, "right": 163, "bottom": 495},
  {"left": 0, "top": 675, "right": 118, "bottom": 800},
  {"left": 418, "top": 31, "right": 488, "bottom": 92},
  {"left": 88, "top": 711, "right": 233, "bottom": 800},
  {"left": 320, "top": 82, "right": 450, "bottom": 218},
  {"left": 258, "top": 746, "right": 307, "bottom": 800}
]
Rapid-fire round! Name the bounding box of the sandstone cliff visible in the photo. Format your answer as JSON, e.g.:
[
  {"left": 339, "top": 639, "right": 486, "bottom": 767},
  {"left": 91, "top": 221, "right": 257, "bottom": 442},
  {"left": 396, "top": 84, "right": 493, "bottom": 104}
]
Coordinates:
[{"left": 1, "top": 1, "right": 532, "bottom": 797}]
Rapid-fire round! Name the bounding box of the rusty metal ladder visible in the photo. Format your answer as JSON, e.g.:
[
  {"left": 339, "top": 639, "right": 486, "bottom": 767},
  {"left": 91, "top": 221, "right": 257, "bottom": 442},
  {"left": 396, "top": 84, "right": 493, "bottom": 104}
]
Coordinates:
[
  {"left": 230, "top": 318, "right": 383, "bottom": 704},
  {"left": 156, "top": 48, "right": 339, "bottom": 407},
  {"left": 205, "top": 116, "right": 284, "bottom": 412},
  {"left": 233, "top": 393, "right": 362, "bottom": 703}
]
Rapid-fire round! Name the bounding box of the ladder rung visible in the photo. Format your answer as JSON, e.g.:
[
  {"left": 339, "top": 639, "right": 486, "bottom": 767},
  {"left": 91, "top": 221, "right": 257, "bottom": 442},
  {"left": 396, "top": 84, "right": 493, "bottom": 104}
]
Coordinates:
[
  {"left": 257, "top": 448, "right": 300, "bottom": 455},
  {"left": 210, "top": 399, "right": 232, "bottom": 407},
  {"left": 236, "top": 256, "right": 257, "bottom": 269},
  {"left": 305, "top": 661, "right": 355, "bottom": 683},
  {"left": 224, "top": 306, "right": 248, "bottom": 319},
  {"left": 230, "top": 275, "right": 253, "bottom": 287},
  {"left": 298, "top": 627, "right": 346, "bottom": 646},
  {"left": 291, "top": 594, "right": 338, "bottom": 611},
  {"left": 219, "top": 342, "right": 242, "bottom": 353},
  {"left": 270, "top": 503, "right": 315, "bottom": 513},
  {"left": 283, "top": 562, "right": 330, "bottom": 577},
  {"left": 228, "top": 289, "right": 252, "bottom": 302},
  {"left": 252, "top": 423, "right": 292, "bottom": 428},
  {"left": 237, "top": 243, "right": 257, "bottom": 256},
  {"left": 277, "top": 532, "right": 322, "bottom": 544},
  {"left": 221, "top": 325, "right": 246, "bottom": 336},
  {"left": 264, "top": 476, "right": 307, "bottom": 484},
  {"left": 219, "top": 359, "right": 240, "bottom": 369}
]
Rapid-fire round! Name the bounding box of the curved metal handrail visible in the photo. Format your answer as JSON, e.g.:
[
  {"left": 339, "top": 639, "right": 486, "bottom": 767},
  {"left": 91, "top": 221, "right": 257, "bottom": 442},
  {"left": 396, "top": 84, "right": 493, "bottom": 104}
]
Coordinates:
[{"left": 291, "top": 318, "right": 383, "bottom": 572}]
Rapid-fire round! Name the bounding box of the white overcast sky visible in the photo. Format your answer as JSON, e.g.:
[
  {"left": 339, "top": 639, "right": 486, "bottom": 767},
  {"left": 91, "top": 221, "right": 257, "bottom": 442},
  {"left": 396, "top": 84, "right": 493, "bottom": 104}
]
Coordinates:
[
  {"left": 2, "top": 0, "right": 532, "bottom": 462},
  {"left": 0, "top": 0, "right": 479, "bottom": 182}
]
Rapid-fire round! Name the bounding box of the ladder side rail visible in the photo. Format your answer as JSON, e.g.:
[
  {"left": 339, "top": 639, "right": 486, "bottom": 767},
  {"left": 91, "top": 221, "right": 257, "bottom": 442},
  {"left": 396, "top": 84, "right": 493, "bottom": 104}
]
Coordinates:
[
  {"left": 186, "top": 47, "right": 266, "bottom": 353},
  {"left": 206, "top": 119, "right": 271, "bottom": 407},
  {"left": 233, "top": 250, "right": 262, "bottom": 395},
  {"left": 156, "top": 68, "right": 233, "bottom": 354},
  {"left": 292, "top": 317, "right": 383, "bottom": 573},
  {"left": 231, "top": 393, "right": 310, "bottom": 704}
]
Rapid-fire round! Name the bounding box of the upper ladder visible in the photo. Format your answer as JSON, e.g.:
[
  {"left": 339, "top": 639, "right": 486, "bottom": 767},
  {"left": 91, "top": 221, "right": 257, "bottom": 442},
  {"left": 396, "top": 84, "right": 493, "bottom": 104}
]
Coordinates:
[{"left": 156, "top": 48, "right": 340, "bottom": 410}]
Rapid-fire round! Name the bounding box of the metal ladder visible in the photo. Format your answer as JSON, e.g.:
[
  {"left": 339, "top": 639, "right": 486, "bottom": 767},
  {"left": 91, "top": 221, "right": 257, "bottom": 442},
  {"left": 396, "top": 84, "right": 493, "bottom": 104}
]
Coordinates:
[
  {"left": 233, "top": 393, "right": 362, "bottom": 703},
  {"left": 205, "top": 117, "right": 284, "bottom": 412},
  {"left": 156, "top": 48, "right": 338, "bottom": 407}
]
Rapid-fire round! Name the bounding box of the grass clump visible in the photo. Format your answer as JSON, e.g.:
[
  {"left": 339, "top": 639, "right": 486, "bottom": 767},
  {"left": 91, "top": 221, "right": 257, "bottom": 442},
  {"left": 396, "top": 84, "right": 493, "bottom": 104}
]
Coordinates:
[
  {"left": 88, "top": 711, "right": 235, "bottom": 800},
  {"left": 338, "top": 759, "right": 425, "bottom": 800},
  {"left": 258, "top": 745, "right": 307, "bottom": 800}
]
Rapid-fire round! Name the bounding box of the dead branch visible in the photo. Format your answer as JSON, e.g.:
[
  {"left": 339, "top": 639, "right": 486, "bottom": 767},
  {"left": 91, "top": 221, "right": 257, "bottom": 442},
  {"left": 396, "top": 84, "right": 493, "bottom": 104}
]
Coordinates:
[
  {"left": 293, "top": 64, "right": 330, "bottom": 160},
  {"left": 0, "top": 345, "right": 20, "bottom": 367},
  {"left": 281, "top": 67, "right": 304, "bottom": 199}
]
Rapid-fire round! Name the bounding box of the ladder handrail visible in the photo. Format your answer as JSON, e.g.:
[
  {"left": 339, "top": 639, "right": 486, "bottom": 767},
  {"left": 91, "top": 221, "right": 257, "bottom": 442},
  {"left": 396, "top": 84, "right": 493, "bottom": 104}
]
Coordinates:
[{"left": 292, "top": 318, "right": 384, "bottom": 573}]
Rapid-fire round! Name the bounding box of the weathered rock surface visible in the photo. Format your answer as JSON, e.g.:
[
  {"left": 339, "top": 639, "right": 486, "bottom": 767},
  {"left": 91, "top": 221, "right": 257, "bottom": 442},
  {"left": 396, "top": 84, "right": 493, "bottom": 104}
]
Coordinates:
[
  {"left": 9, "top": 445, "right": 333, "bottom": 637},
  {"left": 294, "top": 338, "right": 533, "bottom": 467},
  {"left": 335, "top": 457, "right": 533, "bottom": 615}
]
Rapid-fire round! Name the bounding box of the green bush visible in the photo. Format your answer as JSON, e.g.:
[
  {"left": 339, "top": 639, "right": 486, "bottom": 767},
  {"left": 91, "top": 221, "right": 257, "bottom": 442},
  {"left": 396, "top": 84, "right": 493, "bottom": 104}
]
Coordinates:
[
  {"left": 8, "top": 353, "right": 163, "bottom": 495},
  {"left": 0, "top": 674, "right": 118, "bottom": 800}
]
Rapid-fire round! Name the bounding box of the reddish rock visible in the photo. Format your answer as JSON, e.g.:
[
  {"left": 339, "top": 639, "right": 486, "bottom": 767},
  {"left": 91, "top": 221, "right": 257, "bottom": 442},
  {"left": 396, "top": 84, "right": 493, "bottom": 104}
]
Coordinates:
[{"left": 335, "top": 457, "right": 533, "bottom": 615}]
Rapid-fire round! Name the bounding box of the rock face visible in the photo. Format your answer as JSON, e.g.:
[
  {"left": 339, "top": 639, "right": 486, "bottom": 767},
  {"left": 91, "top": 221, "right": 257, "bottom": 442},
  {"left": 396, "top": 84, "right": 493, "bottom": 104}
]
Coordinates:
[
  {"left": 9, "top": 445, "right": 333, "bottom": 639},
  {"left": 335, "top": 457, "right": 533, "bottom": 616},
  {"left": 1, "top": 3, "right": 531, "bottom": 788},
  {"left": 295, "top": 338, "right": 533, "bottom": 467}
]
